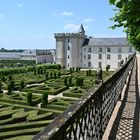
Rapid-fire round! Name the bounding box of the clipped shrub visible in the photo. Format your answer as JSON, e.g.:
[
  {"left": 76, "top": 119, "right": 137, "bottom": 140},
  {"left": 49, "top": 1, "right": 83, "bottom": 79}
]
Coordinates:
[
  {"left": 45, "top": 72, "right": 49, "bottom": 80},
  {"left": 49, "top": 72, "right": 53, "bottom": 78},
  {"left": 70, "top": 68, "right": 73, "bottom": 73},
  {"left": 106, "top": 65, "right": 110, "bottom": 72},
  {"left": 34, "top": 68, "right": 37, "bottom": 75},
  {"left": 41, "top": 93, "right": 48, "bottom": 107},
  {"left": 7, "top": 83, "right": 12, "bottom": 95},
  {"left": 57, "top": 64, "right": 61, "bottom": 70},
  {"left": 68, "top": 76, "right": 72, "bottom": 85},
  {"left": 80, "top": 77, "right": 84, "bottom": 86},
  {"left": 86, "top": 69, "right": 91, "bottom": 76},
  {"left": 0, "top": 81, "right": 3, "bottom": 93},
  {"left": 63, "top": 92, "right": 83, "bottom": 98},
  {"left": 47, "top": 104, "right": 68, "bottom": 111},
  {"left": 58, "top": 72, "right": 61, "bottom": 78},
  {"left": 53, "top": 86, "right": 69, "bottom": 95},
  {"left": 86, "top": 70, "right": 89, "bottom": 76},
  {"left": 76, "top": 78, "right": 80, "bottom": 86},
  {"left": 72, "top": 67, "right": 75, "bottom": 71},
  {"left": 76, "top": 77, "right": 84, "bottom": 86},
  {"left": 54, "top": 73, "right": 57, "bottom": 79},
  {"left": 88, "top": 69, "right": 91, "bottom": 76},
  {"left": 8, "top": 75, "right": 12, "bottom": 81},
  {"left": 76, "top": 67, "right": 79, "bottom": 72},
  {"left": 27, "top": 92, "right": 32, "bottom": 106},
  {"left": 2, "top": 76, "right": 6, "bottom": 82},
  {"left": 19, "top": 80, "right": 25, "bottom": 91},
  {"left": 64, "top": 77, "right": 67, "bottom": 86}
]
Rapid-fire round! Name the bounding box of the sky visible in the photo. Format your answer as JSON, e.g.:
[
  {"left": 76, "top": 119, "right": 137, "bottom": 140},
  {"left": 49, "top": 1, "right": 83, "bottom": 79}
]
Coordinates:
[{"left": 0, "top": 0, "right": 126, "bottom": 50}]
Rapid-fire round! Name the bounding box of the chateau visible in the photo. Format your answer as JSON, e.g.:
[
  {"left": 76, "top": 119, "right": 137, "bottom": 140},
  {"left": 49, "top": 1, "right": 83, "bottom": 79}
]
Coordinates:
[{"left": 55, "top": 24, "right": 135, "bottom": 70}]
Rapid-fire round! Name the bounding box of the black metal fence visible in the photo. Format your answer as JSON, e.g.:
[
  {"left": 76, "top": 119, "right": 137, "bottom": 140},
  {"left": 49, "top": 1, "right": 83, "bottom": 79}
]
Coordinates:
[{"left": 33, "top": 54, "right": 136, "bottom": 140}]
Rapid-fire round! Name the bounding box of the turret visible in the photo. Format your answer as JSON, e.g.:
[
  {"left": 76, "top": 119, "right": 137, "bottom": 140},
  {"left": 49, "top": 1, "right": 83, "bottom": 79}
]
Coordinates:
[{"left": 78, "top": 24, "right": 85, "bottom": 35}]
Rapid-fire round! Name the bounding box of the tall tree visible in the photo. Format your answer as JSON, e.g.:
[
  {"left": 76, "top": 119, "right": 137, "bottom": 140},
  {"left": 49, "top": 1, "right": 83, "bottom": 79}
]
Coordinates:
[{"left": 109, "top": 0, "right": 140, "bottom": 51}]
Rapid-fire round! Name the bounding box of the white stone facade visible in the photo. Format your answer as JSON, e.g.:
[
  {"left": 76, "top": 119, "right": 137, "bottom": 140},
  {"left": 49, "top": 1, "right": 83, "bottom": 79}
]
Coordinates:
[
  {"left": 55, "top": 25, "right": 135, "bottom": 70},
  {"left": 20, "top": 49, "right": 55, "bottom": 64}
]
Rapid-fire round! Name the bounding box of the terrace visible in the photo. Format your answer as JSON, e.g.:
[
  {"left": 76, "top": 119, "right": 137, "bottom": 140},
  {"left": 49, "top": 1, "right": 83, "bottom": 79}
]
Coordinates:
[{"left": 0, "top": 54, "right": 139, "bottom": 140}]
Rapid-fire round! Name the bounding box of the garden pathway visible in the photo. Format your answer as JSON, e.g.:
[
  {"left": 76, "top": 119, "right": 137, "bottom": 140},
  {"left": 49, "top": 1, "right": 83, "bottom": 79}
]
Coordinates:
[{"left": 102, "top": 54, "right": 140, "bottom": 140}]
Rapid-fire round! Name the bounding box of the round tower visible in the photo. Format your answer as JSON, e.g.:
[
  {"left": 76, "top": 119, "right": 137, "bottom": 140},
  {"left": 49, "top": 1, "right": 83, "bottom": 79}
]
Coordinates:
[{"left": 54, "top": 24, "right": 86, "bottom": 69}]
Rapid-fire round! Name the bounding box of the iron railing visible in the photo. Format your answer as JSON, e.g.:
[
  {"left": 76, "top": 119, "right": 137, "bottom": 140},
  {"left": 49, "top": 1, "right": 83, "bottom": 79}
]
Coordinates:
[{"left": 33, "top": 54, "right": 136, "bottom": 140}]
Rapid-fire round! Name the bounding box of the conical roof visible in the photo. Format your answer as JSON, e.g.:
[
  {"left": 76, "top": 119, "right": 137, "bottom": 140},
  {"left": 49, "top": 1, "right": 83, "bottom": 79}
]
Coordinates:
[{"left": 79, "top": 24, "right": 85, "bottom": 33}]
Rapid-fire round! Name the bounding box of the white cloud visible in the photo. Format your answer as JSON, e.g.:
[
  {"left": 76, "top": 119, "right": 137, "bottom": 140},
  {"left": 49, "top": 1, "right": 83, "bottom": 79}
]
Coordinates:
[
  {"left": 54, "top": 11, "right": 74, "bottom": 17},
  {"left": 17, "top": 3, "right": 23, "bottom": 7},
  {"left": 64, "top": 24, "right": 89, "bottom": 32},
  {"left": 83, "top": 18, "right": 94, "bottom": 23},
  {"left": 61, "top": 11, "right": 73, "bottom": 16}
]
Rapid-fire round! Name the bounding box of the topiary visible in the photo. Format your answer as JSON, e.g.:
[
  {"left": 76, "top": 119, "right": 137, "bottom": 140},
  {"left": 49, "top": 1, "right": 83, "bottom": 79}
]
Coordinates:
[
  {"left": 19, "top": 80, "right": 25, "bottom": 91},
  {"left": 27, "top": 92, "right": 32, "bottom": 106},
  {"left": 64, "top": 77, "right": 67, "bottom": 86},
  {"left": 41, "top": 92, "right": 48, "bottom": 107}
]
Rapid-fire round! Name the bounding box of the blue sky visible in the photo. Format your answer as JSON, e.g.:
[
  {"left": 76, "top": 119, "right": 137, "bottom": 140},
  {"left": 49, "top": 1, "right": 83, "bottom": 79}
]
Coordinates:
[{"left": 0, "top": 0, "right": 125, "bottom": 50}]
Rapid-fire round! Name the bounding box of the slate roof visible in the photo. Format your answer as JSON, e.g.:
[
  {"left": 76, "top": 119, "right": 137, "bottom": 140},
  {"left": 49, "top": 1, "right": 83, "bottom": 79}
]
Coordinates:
[
  {"left": 79, "top": 24, "right": 85, "bottom": 33},
  {"left": 85, "top": 38, "right": 129, "bottom": 46}
]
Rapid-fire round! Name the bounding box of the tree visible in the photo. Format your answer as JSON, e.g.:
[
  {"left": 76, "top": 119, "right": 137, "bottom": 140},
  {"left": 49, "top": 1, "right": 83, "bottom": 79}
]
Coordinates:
[{"left": 109, "top": 0, "right": 140, "bottom": 51}]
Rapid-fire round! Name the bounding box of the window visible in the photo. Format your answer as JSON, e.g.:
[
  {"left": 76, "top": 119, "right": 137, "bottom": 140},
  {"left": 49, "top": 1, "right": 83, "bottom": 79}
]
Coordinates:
[
  {"left": 88, "top": 54, "right": 91, "bottom": 59},
  {"left": 68, "top": 63, "right": 69, "bottom": 67},
  {"left": 98, "top": 62, "right": 102, "bottom": 68},
  {"left": 99, "top": 54, "right": 102, "bottom": 59},
  {"left": 107, "top": 54, "right": 110, "bottom": 60},
  {"left": 84, "top": 48, "right": 86, "bottom": 51},
  {"left": 68, "top": 46, "right": 70, "bottom": 50},
  {"left": 84, "top": 55, "right": 86, "bottom": 59},
  {"left": 88, "top": 47, "right": 91, "bottom": 52},
  {"left": 68, "top": 55, "right": 69, "bottom": 59},
  {"left": 118, "top": 48, "right": 122, "bottom": 53},
  {"left": 118, "top": 54, "right": 121, "bottom": 60},
  {"left": 99, "top": 47, "right": 102, "bottom": 52},
  {"left": 88, "top": 61, "right": 91, "bottom": 67},
  {"left": 107, "top": 47, "right": 111, "bottom": 52},
  {"left": 68, "top": 39, "right": 70, "bottom": 43},
  {"left": 129, "top": 47, "right": 132, "bottom": 52}
]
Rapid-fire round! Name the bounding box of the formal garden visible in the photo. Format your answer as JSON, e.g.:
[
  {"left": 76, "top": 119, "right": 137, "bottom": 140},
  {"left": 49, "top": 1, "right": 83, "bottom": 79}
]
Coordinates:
[{"left": 0, "top": 64, "right": 113, "bottom": 140}]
